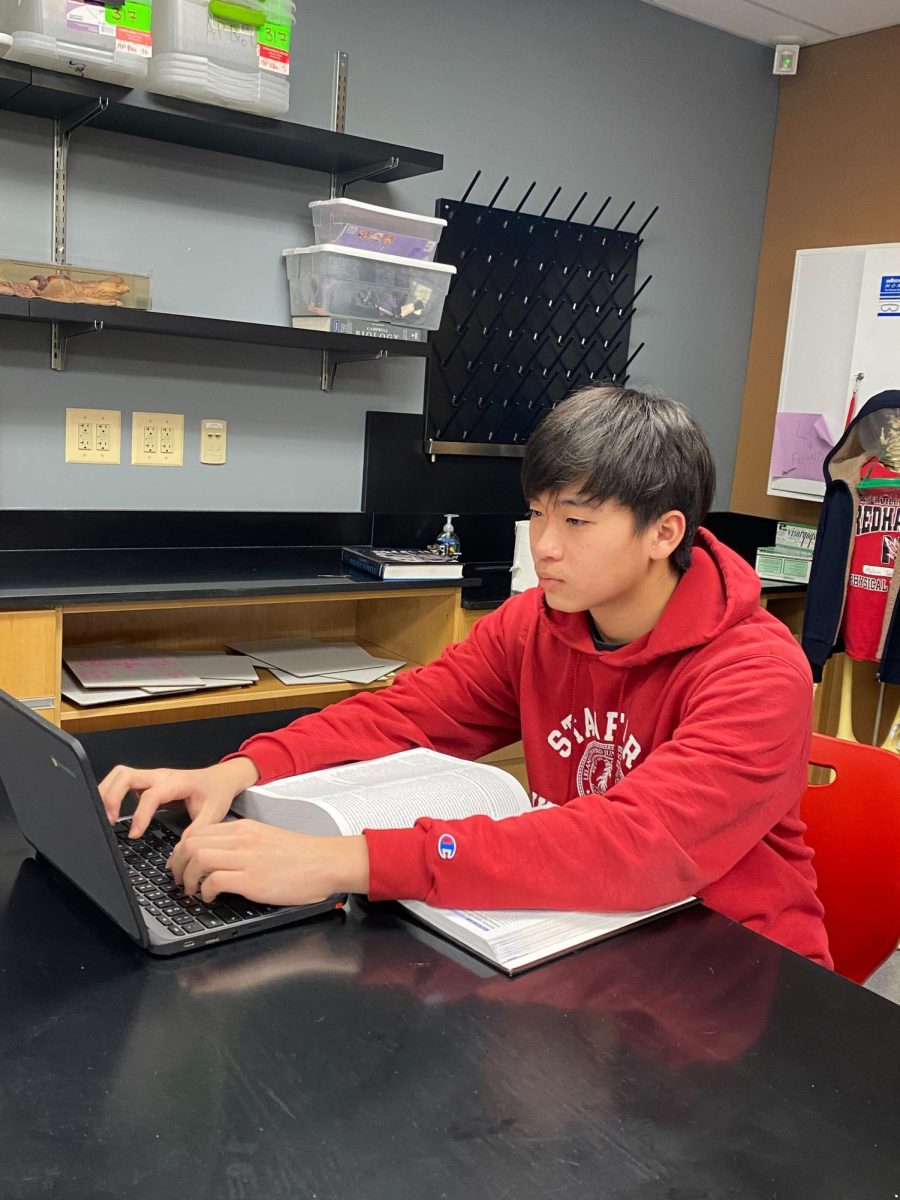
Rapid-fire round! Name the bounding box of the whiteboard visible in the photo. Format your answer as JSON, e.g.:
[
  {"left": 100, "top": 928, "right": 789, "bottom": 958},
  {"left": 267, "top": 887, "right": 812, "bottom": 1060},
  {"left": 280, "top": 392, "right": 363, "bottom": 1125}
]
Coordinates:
[{"left": 768, "top": 243, "right": 900, "bottom": 503}]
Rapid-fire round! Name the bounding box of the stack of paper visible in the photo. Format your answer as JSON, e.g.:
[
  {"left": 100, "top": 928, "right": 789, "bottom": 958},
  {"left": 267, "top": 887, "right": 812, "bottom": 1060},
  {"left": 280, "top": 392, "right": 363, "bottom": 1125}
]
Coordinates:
[
  {"left": 226, "top": 637, "right": 404, "bottom": 685},
  {"left": 62, "top": 647, "right": 259, "bottom": 708}
]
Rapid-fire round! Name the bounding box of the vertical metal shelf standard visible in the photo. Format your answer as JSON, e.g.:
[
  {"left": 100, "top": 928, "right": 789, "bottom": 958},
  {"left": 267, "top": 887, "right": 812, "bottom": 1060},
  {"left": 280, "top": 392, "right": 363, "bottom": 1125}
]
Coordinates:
[
  {"left": 319, "top": 50, "right": 399, "bottom": 393},
  {"left": 50, "top": 96, "right": 109, "bottom": 369}
]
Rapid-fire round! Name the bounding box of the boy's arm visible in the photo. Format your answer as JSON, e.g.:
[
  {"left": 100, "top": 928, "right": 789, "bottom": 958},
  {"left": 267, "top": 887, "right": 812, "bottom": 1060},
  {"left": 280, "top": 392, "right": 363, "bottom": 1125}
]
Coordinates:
[
  {"left": 226, "top": 599, "right": 527, "bottom": 782},
  {"left": 365, "top": 653, "right": 813, "bottom": 911}
]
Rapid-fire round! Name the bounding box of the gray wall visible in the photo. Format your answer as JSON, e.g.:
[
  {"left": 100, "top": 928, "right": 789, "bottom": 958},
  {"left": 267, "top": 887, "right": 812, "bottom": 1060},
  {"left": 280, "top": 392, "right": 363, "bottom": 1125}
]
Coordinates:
[{"left": 0, "top": 0, "right": 777, "bottom": 511}]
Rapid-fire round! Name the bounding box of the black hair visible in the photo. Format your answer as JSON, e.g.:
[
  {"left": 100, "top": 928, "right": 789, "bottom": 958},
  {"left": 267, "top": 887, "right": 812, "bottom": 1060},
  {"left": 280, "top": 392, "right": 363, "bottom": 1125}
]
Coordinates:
[{"left": 521, "top": 385, "right": 716, "bottom": 573}]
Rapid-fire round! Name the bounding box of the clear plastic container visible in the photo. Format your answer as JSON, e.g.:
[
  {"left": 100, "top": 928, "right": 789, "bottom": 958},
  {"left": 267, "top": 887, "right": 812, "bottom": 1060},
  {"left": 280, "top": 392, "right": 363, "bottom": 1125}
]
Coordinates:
[
  {"left": 309, "top": 199, "right": 447, "bottom": 262},
  {"left": 147, "top": 0, "right": 294, "bottom": 117},
  {"left": 0, "top": 258, "right": 151, "bottom": 307},
  {"left": 0, "top": 0, "right": 152, "bottom": 84},
  {"left": 283, "top": 244, "right": 456, "bottom": 330}
]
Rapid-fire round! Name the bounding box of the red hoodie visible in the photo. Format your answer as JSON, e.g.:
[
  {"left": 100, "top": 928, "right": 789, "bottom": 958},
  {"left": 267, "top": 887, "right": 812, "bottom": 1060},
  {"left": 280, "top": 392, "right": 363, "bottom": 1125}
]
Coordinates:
[{"left": 233, "top": 530, "right": 830, "bottom": 967}]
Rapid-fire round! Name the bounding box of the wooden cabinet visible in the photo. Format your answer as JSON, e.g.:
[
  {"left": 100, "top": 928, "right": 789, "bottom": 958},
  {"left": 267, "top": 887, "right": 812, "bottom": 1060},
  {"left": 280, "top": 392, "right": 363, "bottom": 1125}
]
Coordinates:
[
  {"left": 0, "top": 609, "right": 61, "bottom": 724},
  {"left": 0, "top": 589, "right": 535, "bottom": 789},
  {"left": 49, "top": 588, "right": 458, "bottom": 733}
]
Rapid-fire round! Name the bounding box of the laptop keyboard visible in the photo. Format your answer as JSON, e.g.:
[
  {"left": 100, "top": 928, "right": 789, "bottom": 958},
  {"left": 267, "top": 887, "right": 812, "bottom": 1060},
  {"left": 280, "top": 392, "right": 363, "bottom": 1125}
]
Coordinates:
[{"left": 114, "top": 822, "right": 280, "bottom": 938}]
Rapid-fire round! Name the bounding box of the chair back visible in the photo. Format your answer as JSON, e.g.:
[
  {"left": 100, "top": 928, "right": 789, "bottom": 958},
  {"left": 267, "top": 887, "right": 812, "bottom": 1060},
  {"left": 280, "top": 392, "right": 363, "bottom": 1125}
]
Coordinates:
[{"left": 805, "top": 733, "right": 900, "bottom": 983}]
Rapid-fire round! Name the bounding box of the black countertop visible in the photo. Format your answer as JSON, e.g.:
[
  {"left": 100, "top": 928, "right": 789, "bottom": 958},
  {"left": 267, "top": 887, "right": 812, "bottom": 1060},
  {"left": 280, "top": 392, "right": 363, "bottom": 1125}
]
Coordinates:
[
  {"left": 0, "top": 547, "right": 479, "bottom": 608},
  {"left": 0, "top": 775, "right": 897, "bottom": 1200},
  {"left": 0, "top": 544, "right": 805, "bottom": 613}
]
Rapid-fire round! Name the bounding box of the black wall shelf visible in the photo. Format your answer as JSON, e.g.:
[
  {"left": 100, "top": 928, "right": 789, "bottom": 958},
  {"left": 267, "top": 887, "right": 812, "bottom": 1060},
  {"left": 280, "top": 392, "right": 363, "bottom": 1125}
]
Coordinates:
[
  {"left": 0, "top": 299, "right": 428, "bottom": 359},
  {"left": 0, "top": 61, "right": 443, "bottom": 180}
]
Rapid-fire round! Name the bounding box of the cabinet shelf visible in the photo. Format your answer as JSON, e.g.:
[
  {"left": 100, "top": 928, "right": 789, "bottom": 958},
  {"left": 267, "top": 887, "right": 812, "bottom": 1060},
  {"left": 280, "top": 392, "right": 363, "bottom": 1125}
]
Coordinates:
[
  {"left": 0, "top": 61, "right": 443, "bottom": 180},
  {"left": 0, "top": 298, "right": 428, "bottom": 358}
]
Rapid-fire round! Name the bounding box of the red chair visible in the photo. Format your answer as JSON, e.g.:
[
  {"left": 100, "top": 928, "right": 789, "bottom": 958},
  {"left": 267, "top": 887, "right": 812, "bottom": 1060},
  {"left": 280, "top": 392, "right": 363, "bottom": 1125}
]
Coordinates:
[{"left": 804, "top": 733, "right": 900, "bottom": 983}]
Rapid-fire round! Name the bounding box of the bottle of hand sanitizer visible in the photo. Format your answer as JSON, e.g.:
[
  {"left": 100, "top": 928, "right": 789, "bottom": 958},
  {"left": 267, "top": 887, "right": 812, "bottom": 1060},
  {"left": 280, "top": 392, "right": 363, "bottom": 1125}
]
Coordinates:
[{"left": 436, "top": 513, "right": 461, "bottom": 558}]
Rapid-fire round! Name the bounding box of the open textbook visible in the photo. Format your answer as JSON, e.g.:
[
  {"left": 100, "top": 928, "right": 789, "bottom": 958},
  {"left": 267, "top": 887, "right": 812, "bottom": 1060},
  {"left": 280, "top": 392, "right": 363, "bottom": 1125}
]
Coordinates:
[{"left": 232, "top": 748, "right": 694, "bottom": 974}]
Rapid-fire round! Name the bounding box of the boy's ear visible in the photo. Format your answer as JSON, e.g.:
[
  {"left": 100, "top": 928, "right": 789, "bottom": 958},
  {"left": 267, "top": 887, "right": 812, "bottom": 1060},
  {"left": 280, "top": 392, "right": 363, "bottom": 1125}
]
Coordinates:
[{"left": 648, "top": 510, "right": 686, "bottom": 562}]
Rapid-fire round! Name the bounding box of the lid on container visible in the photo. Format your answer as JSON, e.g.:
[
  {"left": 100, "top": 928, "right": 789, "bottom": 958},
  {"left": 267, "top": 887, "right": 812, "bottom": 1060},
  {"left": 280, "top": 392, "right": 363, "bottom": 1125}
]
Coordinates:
[
  {"left": 309, "top": 198, "right": 447, "bottom": 230},
  {"left": 208, "top": 0, "right": 266, "bottom": 26},
  {"left": 282, "top": 244, "right": 457, "bottom": 274},
  {"left": 262, "top": 0, "right": 297, "bottom": 20}
]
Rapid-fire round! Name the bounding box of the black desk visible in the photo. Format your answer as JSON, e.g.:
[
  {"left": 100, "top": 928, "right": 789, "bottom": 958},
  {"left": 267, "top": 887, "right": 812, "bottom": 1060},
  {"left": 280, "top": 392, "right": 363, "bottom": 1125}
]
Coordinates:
[{"left": 0, "top": 798, "right": 898, "bottom": 1199}]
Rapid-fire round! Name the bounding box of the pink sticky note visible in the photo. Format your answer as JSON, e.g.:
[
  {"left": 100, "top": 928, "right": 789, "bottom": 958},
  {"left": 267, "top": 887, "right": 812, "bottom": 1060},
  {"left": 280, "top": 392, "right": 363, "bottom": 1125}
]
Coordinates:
[{"left": 770, "top": 413, "right": 835, "bottom": 482}]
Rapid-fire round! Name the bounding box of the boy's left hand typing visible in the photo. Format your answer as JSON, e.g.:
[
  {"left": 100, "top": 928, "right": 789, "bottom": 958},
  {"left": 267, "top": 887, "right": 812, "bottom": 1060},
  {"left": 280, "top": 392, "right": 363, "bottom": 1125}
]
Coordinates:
[{"left": 167, "top": 819, "right": 370, "bottom": 906}]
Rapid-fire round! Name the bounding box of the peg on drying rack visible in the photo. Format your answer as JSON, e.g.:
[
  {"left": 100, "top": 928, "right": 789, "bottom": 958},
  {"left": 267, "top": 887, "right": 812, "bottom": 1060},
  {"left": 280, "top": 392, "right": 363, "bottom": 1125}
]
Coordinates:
[
  {"left": 611, "top": 200, "right": 636, "bottom": 232},
  {"left": 634, "top": 205, "right": 659, "bottom": 239},
  {"left": 514, "top": 181, "right": 537, "bottom": 213},
  {"left": 564, "top": 191, "right": 588, "bottom": 224},
  {"left": 458, "top": 170, "right": 482, "bottom": 206},
  {"left": 539, "top": 186, "right": 562, "bottom": 219}
]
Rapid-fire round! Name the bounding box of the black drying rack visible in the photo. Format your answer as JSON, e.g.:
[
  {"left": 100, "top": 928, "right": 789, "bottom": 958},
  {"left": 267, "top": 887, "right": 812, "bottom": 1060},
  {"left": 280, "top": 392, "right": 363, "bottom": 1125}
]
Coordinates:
[{"left": 424, "top": 173, "right": 657, "bottom": 457}]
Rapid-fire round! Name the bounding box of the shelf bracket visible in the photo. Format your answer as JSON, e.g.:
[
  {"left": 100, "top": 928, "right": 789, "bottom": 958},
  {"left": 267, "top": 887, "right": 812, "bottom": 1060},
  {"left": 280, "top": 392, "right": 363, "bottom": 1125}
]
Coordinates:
[
  {"left": 50, "top": 96, "right": 109, "bottom": 370},
  {"left": 320, "top": 347, "right": 388, "bottom": 393},
  {"left": 334, "top": 156, "right": 401, "bottom": 198},
  {"left": 51, "top": 319, "right": 104, "bottom": 373}
]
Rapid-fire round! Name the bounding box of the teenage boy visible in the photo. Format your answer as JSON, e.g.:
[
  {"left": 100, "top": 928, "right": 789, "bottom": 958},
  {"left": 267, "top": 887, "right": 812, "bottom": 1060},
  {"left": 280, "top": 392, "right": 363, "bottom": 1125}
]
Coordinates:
[{"left": 100, "top": 387, "right": 829, "bottom": 966}]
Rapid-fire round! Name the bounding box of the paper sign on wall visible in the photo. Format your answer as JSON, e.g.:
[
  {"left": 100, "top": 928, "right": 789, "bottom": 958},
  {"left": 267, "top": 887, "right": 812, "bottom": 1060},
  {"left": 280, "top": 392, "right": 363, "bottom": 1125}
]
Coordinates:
[{"left": 770, "top": 412, "right": 836, "bottom": 482}]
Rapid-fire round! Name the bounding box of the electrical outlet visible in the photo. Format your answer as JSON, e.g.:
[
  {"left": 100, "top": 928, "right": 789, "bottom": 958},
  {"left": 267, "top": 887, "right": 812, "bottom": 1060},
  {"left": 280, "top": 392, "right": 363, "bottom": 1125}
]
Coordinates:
[
  {"left": 132, "top": 411, "right": 184, "bottom": 466},
  {"left": 65, "top": 408, "right": 121, "bottom": 464},
  {"left": 200, "top": 418, "right": 227, "bottom": 465}
]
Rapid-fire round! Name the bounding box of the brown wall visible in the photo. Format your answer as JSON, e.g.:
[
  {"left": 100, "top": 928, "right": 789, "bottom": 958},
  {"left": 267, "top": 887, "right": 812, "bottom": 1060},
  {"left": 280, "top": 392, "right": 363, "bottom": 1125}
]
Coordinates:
[{"left": 730, "top": 26, "right": 900, "bottom": 522}]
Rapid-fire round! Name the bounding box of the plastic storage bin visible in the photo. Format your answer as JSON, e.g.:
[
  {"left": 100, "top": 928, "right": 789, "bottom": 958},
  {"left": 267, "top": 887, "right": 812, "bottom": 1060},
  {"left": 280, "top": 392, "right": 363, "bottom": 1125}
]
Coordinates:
[
  {"left": 148, "top": 0, "right": 294, "bottom": 117},
  {"left": 0, "top": 0, "right": 152, "bottom": 84},
  {"left": 0, "top": 258, "right": 151, "bottom": 307},
  {"left": 283, "top": 245, "right": 456, "bottom": 330},
  {"left": 309, "top": 199, "right": 447, "bottom": 262}
]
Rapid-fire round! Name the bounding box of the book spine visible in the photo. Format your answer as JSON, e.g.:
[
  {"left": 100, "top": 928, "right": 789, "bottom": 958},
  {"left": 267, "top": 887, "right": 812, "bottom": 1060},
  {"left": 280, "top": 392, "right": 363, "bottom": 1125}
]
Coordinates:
[
  {"left": 341, "top": 550, "right": 385, "bottom": 578},
  {"left": 294, "top": 316, "right": 425, "bottom": 342}
]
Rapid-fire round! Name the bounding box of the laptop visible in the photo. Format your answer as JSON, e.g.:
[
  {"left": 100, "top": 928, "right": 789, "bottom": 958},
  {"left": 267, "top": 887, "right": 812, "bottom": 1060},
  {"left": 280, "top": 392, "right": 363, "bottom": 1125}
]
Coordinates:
[{"left": 0, "top": 691, "right": 345, "bottom": 956}]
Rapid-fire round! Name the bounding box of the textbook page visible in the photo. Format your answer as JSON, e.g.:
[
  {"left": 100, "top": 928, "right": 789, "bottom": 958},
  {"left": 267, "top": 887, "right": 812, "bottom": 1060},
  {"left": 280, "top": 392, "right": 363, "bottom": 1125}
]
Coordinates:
[
  {"left": 233, "top": 748, "right": 531, "bottom": 836},
  {"left": 400, "top": 899, "right": 697, "bottom": 975}
]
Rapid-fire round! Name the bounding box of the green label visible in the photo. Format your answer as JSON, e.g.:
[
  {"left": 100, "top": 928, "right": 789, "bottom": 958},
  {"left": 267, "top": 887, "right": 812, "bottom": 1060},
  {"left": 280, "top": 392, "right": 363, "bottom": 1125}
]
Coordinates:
[
  {"left": 105, "top": 1, "right": 152, "bottom": 31},
  {"left": 258, "top": 20, "right": 291, "bottom": 53}
]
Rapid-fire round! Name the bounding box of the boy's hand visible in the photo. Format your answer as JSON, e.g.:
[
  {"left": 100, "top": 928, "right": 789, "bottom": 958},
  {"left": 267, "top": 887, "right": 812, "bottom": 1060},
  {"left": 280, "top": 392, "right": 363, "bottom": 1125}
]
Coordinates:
[
  {"left": 168, "top": 820, "right": 370, "bottom": 906},
  {"left": 98, "top": 757, "right": 260, "bottom": 838}
]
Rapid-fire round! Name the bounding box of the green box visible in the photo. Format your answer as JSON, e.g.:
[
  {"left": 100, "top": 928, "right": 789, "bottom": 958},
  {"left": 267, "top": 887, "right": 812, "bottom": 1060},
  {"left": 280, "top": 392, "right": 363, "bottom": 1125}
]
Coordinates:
[
  {"left": 755, "top": 545, "right": 813, "bottom": 584},
  {"left": 775, "top": 521, "right": 817, "bottom": 552}
]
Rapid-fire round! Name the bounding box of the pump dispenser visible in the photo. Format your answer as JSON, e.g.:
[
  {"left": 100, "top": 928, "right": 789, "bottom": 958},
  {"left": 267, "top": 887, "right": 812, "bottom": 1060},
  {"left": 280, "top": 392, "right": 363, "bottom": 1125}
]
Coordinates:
[{"left": 436, "top": 514, "right": 461, "bottom": 558}]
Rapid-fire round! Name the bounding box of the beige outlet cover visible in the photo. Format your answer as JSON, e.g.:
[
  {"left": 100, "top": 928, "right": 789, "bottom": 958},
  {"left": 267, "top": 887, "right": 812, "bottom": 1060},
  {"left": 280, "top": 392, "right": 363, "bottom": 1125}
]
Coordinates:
[
  {"left": 65, "top": 407, "right": 121, "bottom": 465},
  {"left": 132, "top": 411, "right": 184, "bottom": 466},
  {"left": 200, "top": 418, "right": 227, "bottom": 465}
]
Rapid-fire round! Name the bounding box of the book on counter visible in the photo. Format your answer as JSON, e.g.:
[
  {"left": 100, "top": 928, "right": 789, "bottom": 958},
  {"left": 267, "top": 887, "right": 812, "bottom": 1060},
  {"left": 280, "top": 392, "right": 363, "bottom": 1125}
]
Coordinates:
[
  {"left": 291, "top": 315, "right": 426, "bottom": 342},
  {"left": 341, "top": 545, "right": 464, "bottom": 580},
  {"left": 232, "top": 748, "right": 694, "bottom": 975}
]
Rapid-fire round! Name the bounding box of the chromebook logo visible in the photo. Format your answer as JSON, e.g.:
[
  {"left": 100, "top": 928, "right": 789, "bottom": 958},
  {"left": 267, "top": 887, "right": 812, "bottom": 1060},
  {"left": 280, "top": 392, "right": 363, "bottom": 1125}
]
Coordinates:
[{"left": 49, "top": 755, "right": 77, "bottom": 779}]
